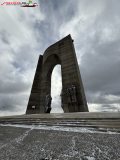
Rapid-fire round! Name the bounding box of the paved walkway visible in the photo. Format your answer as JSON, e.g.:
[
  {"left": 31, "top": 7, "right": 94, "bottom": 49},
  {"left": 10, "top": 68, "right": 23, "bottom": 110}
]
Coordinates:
[{"left": 0, "top": 124, "right": 120, "bottom": 160}]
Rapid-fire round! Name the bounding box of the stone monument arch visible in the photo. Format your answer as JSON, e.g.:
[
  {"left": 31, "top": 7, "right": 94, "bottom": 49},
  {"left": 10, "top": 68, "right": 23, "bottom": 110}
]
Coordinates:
[{"left": 26, "top": 34, "right": 89, "bottom": 114}]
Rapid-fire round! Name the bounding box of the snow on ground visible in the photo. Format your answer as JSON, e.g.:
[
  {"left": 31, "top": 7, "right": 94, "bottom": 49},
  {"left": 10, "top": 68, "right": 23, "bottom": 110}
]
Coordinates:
[
  {"left": 0, "top": 123, "right": 119, "bottom": 134},
  {"left": 0, "top": 124, "right": 120, "bottom": 159}
]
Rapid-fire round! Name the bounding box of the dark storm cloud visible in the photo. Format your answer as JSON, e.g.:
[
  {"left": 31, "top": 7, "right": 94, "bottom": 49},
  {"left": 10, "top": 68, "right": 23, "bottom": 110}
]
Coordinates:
[
  {"left": 33, "top": 21, "right": 55, "bottom": 51},
  {"left": 80, "top": 51, "right": 120, "bottom": 95},
  {"left": 74, "top": 1, "right": 120, "bottom": 111},
  {"left": 0, "top": 0, "right": 120, "bottom": 115},
  {"left": 101, "top": 104, "right": 118, "bottom": 110},
  {"left": 79, "top": 30, "right": 120, "bottom": 90},
  {"left": 40, "top": 0, "right": 77, "bottom": 24},
  {"left": 0, "top": 30, "right": 10, "bottom": 44},
  {"left": 11, "top": 44, "right": 39, "bottom": 70},
  {"left": 86, "top": 92, "right": 120, "bottom": 105},
  {"left": 79, "top": 36, "right": 120, "bottom": 107},
  {"left": 98, "top": 104, "right": 119, "bottom": 112},
  {"left": 33, "top": 0, "right": 78, "bottom": 50},
  {"left": 0, "top": 75, "right": 31, "bottom": 94},
  {"left": 78, "top": 24, "right": 120, "bottom": 109},
  {"left": 0, "top": 95, "right": 19, "bottom": 111},
  {"left": 0, "top": 94, "right": 28, "bottom": 112}
]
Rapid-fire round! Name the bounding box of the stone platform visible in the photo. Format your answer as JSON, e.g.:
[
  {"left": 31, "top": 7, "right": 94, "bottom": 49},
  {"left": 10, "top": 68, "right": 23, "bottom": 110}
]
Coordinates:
[
  {"left": 0, "top": 112, "right": 120, "bottom": 119},
  {"left": 0, "top": 112, "right": 120, "bottom": 131}
]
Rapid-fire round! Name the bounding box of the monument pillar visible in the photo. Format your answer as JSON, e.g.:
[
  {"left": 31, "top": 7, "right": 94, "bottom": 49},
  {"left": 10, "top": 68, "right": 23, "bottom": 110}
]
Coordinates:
[{"left": 26, "top": 34, "right": 89, "bottom": 114}]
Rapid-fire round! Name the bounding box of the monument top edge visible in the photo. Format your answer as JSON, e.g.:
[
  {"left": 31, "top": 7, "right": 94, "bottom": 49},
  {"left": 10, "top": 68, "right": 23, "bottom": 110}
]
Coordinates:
[{"left": 43, "top": 34, "right": 72, "bottom": 53}]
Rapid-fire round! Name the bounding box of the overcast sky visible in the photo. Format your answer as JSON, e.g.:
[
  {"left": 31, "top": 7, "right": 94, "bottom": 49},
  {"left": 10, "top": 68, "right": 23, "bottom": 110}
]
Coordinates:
[{"left": 0, "top": 0, "right": 120, "bottom": 116}]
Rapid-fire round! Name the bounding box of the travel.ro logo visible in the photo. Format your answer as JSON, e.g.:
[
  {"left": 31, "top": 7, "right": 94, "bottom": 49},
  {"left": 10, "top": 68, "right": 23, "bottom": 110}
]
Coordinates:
[
  {"left": 1, "top": 1, "right": 38, "bottom": 7},
  {"left": 21, "top": 1, "right": 38, "bottom": 7}
]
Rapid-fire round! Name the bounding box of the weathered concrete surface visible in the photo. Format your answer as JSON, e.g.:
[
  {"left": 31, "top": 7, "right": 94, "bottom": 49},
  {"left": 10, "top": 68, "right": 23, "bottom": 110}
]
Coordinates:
[
  {"left": 0, "top": 125, "right": 120, "bottom": 160},
  {"left": 0, "top": 113, "right": 120, "bottom": 159},
  {"left": 0, "top": 112, "right": 120, "bottom": 119}
]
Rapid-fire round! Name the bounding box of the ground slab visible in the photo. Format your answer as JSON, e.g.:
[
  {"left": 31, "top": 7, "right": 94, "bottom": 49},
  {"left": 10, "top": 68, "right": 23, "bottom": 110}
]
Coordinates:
[
  {"left": 0, "top": 125, "right": 120, "bottom": 160},
  {"left": 0, "top": 112, "right": 120, "bottom": 160}
]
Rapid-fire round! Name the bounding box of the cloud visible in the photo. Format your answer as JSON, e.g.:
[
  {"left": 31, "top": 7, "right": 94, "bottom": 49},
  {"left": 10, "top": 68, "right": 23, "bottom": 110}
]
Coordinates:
[
  {"left": 0, "top": 29, "right": 10, "bottom": 44},
  {"left": 51, "top": 65, "right": 63, "bottom": 113},
  {"left": 0, "top": 0, "right": 120, "bottom": 116},
  {"left": 0, "top": 75, "right": 30, "bottom": 94}
]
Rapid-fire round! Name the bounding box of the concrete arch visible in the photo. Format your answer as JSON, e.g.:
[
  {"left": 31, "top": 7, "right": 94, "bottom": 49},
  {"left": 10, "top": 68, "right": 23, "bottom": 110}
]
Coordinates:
[
  {"left": 40, "top": 54, "right": 61, "bottom": 112},
  {"left": 26, "top": 35, "right": 89, "bottom": 114}
]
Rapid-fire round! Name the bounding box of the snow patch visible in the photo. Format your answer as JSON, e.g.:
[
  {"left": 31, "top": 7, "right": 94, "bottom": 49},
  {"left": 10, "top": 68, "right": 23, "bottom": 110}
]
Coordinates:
[{"left": 0, "top": 124, "right": 119, "bottom": 134}]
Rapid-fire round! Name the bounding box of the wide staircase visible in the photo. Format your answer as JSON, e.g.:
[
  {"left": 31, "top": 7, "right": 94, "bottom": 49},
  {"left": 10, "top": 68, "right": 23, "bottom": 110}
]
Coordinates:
[{"left": 0, "top": 114, "right": 120, "bottom": 132}]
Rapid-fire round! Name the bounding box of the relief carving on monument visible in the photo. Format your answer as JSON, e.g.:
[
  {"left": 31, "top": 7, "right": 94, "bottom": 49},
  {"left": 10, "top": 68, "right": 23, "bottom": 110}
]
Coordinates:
[
  {"left": 45, "top": 94, "right": 52, "bottom": 113},
  {"left": 67, "top": 85, "right": 78, "bottom": 105}
]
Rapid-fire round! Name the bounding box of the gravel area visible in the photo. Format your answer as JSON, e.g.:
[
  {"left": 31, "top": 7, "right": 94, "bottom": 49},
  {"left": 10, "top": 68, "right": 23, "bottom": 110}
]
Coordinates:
[{"left": 0, "top": 125, "right": 120, "bottom": 160}]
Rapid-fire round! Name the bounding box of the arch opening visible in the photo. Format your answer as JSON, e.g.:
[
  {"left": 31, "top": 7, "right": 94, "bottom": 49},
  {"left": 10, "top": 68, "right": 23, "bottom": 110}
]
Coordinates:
[
  {"left": 43, "top": 54, "right": 63, "bottom": 113},
  {"left": 51, "top": 65, "right": 64, "bottom": 113}
]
